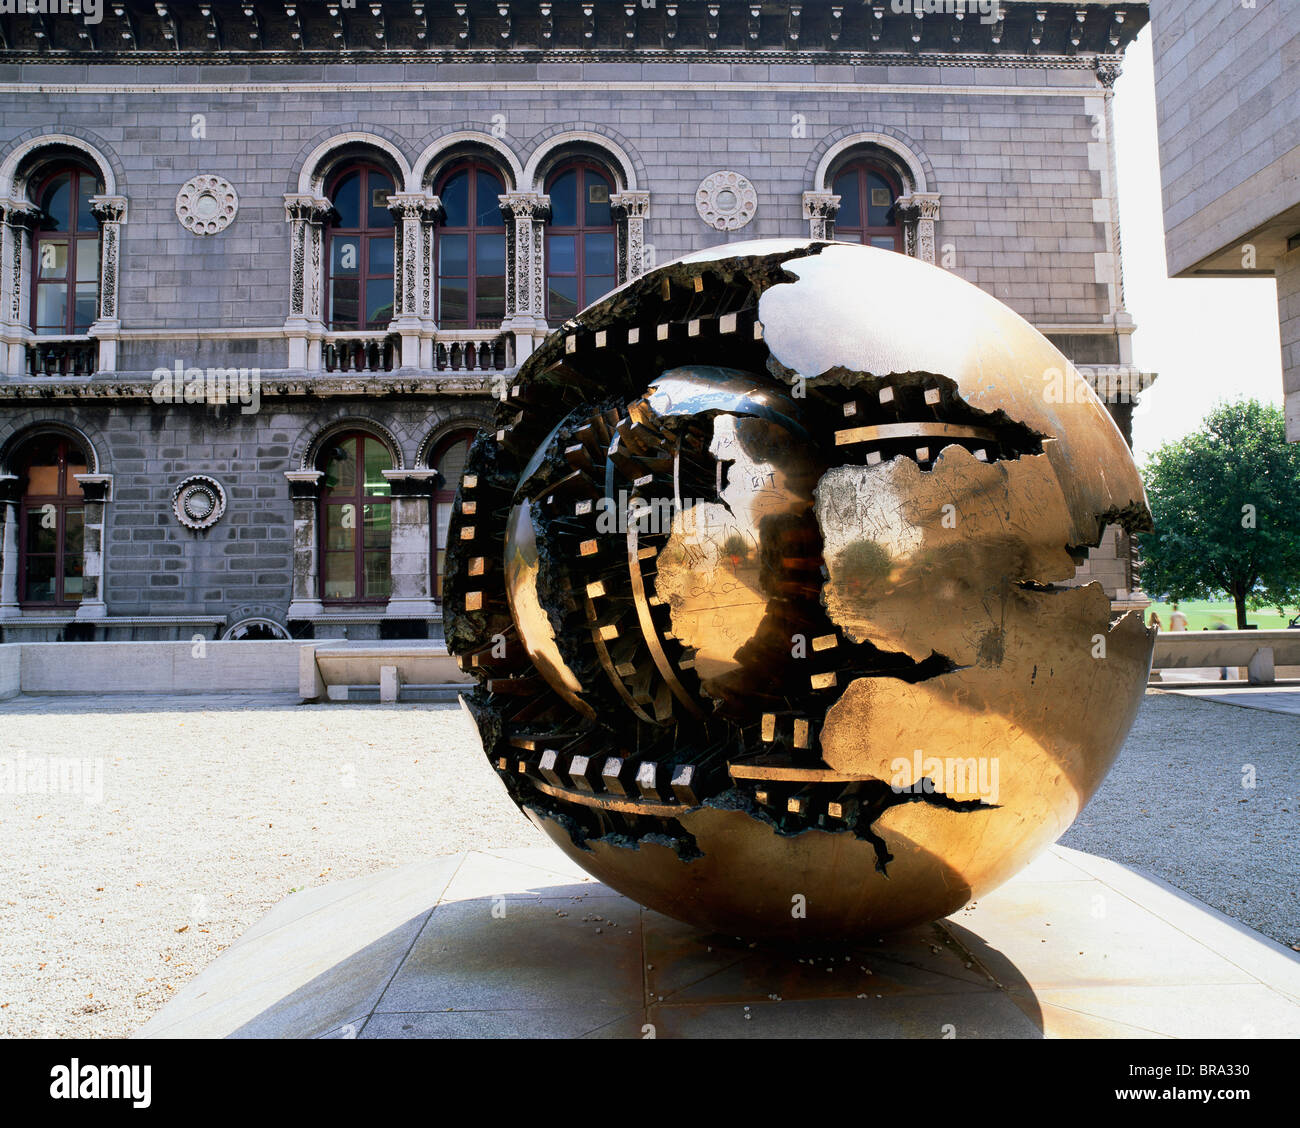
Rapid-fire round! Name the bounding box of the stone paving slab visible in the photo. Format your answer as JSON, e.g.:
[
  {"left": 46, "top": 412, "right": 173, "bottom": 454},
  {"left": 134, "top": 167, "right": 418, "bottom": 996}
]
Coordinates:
[
  {"left": 135, "top": 843, "right": 1300, "bottom": 1040},
  {"left": 1155, "top": 685, "right": 1300, "bottom": 716}
]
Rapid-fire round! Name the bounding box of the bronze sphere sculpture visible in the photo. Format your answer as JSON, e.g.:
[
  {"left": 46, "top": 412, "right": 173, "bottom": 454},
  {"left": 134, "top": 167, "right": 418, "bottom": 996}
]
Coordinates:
[{"left": 446, "top": 239, "right": 1154, "bottom": 939}]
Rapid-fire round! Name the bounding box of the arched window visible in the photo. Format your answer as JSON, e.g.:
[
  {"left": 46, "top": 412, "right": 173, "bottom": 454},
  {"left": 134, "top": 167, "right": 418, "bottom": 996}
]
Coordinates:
[
  {"left": 17, "top": 433, "right": 88, "bottom": 605},
  {"left": 545, "top": 160, "right": 617, "bottom": 322},
  {"left": 31, "top": 164, "right": 103, "bottom": 335},
  {"left": 832, "top": 159, "right": 904, "bottom": 251},
  {"left": 317, "top": 431, "right": 393, "bottom": 603},
  {"left": 325, "top": 163, "right": 395, "bottom": 330},
  {"left": 430, "top": 430, "right": 476, "bottom": 602},
  {"left": 435, "top": 160, "right": 507, "bottom": 329}
]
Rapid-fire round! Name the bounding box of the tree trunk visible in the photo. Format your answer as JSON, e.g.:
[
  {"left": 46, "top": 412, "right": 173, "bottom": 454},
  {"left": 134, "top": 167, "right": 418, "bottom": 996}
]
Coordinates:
[{"left": 1233, "top": 586, "right": 1249, "bottom": 628}]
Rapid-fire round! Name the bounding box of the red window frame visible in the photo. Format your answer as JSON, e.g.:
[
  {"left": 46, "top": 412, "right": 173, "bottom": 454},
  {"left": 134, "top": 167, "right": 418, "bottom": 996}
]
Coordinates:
[
  {"left": 317, "top": 430, "right": 394, "bottom": 605},
  {"left": 17, "top": 434, "right": 88, "bottom": 607},
  {"left": 544, "top": 160, "right": 617, "bottom": 322},
  {"left": 430, "top": 430, "right": 476, "bottom": 603},
  {"left": 30, "top": 164, "right": 103, "bottom": 336},
  {"left": 434, "top": 160, "right": 507, "bottom": 330},
  {"left": 324, "top": 162, "right": 396, "bottom": 331},
  {"left": 832, "top": 160, "right": 905, "bottom": 252}
]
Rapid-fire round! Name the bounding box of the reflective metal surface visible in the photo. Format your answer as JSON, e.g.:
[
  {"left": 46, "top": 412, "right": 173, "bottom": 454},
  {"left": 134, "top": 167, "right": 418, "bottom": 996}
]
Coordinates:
[{"left": 447, "top": 238, "right": 1154, "bottom": 940}]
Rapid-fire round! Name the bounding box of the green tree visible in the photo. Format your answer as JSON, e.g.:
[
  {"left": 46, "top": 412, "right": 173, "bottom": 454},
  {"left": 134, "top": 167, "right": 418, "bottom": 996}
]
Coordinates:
[{"left": 1139, "top": 399, "right": 1300, "bottom": 628}]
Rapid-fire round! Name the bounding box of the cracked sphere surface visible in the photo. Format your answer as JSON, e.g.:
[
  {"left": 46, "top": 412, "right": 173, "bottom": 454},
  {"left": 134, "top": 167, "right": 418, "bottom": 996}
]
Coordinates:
[{"left": 447, "top": 239, "right": 1155, "bottom": 939}]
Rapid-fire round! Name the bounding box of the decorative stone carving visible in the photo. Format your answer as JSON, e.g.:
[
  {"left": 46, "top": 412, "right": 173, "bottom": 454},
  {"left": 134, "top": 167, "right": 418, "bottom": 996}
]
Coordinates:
[
  {"left": 912, "top": 193, "right": 941, "bottom": 266},
  {"left": 696, "top": 171, "right": 757, "bottom": 231},
  {"left": 610, "top": 190, "right": 650, "bottom": 282},
  {"left": 176, "top": 175, "right": 239, "bottom": 235},
  {"left": 801, "top": 191, "right": 840, "bottom": 240},
  {"left": 895, "top": 193, "right": 941, "bottom": 265},
  {"left": 387, "top": 193, "right": 442, "bottom": 320},
  {"left": 500, "top": 192, "right": 550, "bottom": 321},
  {"left": 89, "top": 195, "right": 126, "bottom": 322},
  {"left": 283, "top": 194, "right": 332, "bottom": 356},
  {"left": 172, "top": 474, "right": 228, "bottom": 530}
]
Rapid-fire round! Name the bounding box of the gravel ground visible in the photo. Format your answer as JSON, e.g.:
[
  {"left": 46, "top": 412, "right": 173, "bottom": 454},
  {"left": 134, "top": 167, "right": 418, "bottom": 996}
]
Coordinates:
[
  {"left": 0, "top": 696, "right": 537, "bottom": 1040},
  {"left": 1, "top": 689, "right": 1295, "bottom": 1040},
  {"left": 1062, "top": 690, "right": 1299, "bottom": 950}
]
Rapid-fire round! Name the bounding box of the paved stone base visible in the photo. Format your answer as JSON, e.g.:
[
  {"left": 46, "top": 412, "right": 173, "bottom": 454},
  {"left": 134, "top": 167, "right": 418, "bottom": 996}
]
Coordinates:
[
  {"left": 1155, "top": 685, "right": 1300, "bottom": 717},
  {"left": 135, "top": 844, "right": 1300, "bottom": 1040}
]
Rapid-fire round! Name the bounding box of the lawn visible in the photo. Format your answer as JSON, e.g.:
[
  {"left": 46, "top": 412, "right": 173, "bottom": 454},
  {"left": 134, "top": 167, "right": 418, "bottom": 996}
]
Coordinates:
[{"left": 1143, "top": 598, "right": 1299, "bottom": 631}]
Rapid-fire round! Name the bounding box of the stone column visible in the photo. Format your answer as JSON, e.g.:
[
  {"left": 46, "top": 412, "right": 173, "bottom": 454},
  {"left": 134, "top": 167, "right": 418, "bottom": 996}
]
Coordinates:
[
  {"left": 0, "top": 473, "right": 20, "bottom": 618},
  {"left": 801, "top": 191, "right": 840, "bottom": 241},
  {"left": 500, "top": 192, "right": 550, "bottom": 364},
  {"left": 387, "top": 193, "right": 442, "bottom": 369},
  {"left": 610, "top": 190, "right": 651, "bottom": 282},
  {"left": 382, "top": 469, "right": 439, "bottom": 618},
  {"left": 283, "top": 195, "right": 332, "bottom": 371},
  {"left": 285, "top": 470, "right": 324, "bottom": 619},
  {"left": 72, "top": 473, "right": 112, "bottom": 620},
  {"left": 0, "top": 199, "right": 40, "bottom": 378},
  {"left": 88, "top": 195, "right": 127, "bottom": 374},
  {"left": 912, "top": 193, "right": 941, "bottom": 266}
]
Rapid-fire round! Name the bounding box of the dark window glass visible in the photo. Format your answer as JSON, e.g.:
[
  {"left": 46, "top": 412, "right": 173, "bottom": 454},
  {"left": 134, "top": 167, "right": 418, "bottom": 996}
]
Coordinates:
[
  {"left": 31, "top": 165, "right": 103, "bottom": 335},
  {"left": 435, "top": 161, "right": 508, "bottom": 329},
  {"left": 325, "top": 163, "right": 395, "bottom": 330},
  {"left": 544, "top": 161, "right": 617, "bottom": 322},
  {"left": 431, "top": 432, "right": 476, "bottom": 601},
  {"left": 17, "top": 434, "right": 90, "bottom": 606},
  {"left": 832, "top": 158, "right": 903, "bottom": 253},
  {"left": 318, "top": 431, "right": 393, "bottom": 603}
]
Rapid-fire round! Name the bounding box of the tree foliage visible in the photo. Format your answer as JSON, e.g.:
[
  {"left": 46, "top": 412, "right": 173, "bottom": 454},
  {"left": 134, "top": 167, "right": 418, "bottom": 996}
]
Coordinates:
[{"left": 1139, "top": 399, "right": 1300, "bottom": 628}]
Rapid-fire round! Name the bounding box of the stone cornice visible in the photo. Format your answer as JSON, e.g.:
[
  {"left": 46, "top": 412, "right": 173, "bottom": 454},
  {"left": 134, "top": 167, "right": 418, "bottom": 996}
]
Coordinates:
[
  {"left": 0, "top": 1, "right": 1148, "bottom": 63},
  {"left": 0, "top": 373, "right": 501, "bottom": 400}
]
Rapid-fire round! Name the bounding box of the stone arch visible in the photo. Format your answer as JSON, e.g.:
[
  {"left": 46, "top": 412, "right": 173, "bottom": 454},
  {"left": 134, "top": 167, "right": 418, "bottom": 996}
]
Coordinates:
[
  {"left": 293, "top": 129, "right": 415, "bottom": 196},
  {"left": 0, "top": 130, "right": 121, "bottom": 198},
  {"left": 0, "top": 417, "right": 102, "bottom": 474},
  {"left": 416, "top": 414, "right": 493, "bottom": 469},
  {"left": 412, "top": 128, "right": 525, "bottom": 193},
  {"left": 296, "top": 416, "right": 406, "bottom": 472},
  {"left": 808, "top": 128, "right": 934, "bottom": 196},
  {"left": 522, "top": 127, "right": 643, "bottom": 194}
]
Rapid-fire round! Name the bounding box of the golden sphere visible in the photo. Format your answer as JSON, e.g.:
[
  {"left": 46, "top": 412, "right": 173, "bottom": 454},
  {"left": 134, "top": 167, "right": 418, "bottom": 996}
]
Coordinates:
[{"left": 450, "top": 240, "right": 1154, "bottom": 938}]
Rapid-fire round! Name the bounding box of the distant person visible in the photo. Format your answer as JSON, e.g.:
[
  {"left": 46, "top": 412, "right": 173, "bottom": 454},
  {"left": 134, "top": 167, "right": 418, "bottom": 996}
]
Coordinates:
[
  {"left": 1169, "top": 604, "right": 1188, "bottom": 631},
  {"left": 1148, "top": 611, "right": 1162, "bottom": 631}
]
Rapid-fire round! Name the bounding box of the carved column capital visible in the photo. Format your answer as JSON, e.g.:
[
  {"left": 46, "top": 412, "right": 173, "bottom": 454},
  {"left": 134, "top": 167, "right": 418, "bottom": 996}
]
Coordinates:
[
  {"left": 0, "top": 197, "right": 42, "bottom": 230},
  {"left": 802, "top": 191, "right": 841, "bottom": 240},
  {"left": 610, "top": 190, "right": 650, "bottom": 220},
  {"left": 500, "top": 191, "right": 551, "bottom": 222},
  {"left": 283, "top": 193, "right": 332, "bottom": 224},
  {"left": 88, "top": 195, "right": 128, "bottom": 226},
  {"left": 911, "top": 193, "right": 941, "bottom": 221},
  {"left": 387, "top": 192, "right": 444, "bottom": 224}
]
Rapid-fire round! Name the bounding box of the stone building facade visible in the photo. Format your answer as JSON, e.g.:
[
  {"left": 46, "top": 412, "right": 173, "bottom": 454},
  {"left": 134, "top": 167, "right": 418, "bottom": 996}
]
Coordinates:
[
  {"left": 0, "top": 0, "right": 1150, "bottom": 642},
  {"left": 1149, "top": 0, "right": 1300, "bottom": 441}
]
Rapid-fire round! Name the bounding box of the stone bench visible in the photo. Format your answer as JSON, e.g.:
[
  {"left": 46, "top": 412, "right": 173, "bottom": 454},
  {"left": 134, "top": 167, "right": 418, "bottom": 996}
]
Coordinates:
[
  {"left": 1149, "top": 629, "right": 1300, "bottom": 685},
  {"left": 299, "top": 642, "right": 472, "bottom": 703}
]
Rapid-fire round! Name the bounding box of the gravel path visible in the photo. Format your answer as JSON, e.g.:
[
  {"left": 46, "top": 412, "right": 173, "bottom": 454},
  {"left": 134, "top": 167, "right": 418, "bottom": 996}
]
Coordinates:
[
  {"left": 1, "top": 690, "right": 1295, "bottom": 1039},
  {"left": 0, "top": 696, "right": 536, "bottom": 1040},
  {"left": 1062, "top": 690, "right": 1299, "bottom": 950}
]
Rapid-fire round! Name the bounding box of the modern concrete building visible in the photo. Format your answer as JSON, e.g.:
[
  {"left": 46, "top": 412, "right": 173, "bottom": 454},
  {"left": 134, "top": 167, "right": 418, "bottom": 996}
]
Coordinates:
[
  {"left": 1149, "top": 0, "right": 1300, "bottom": 439},
  {"left": 0, "top": 0, "right": 1150, "bottom": 643}
]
